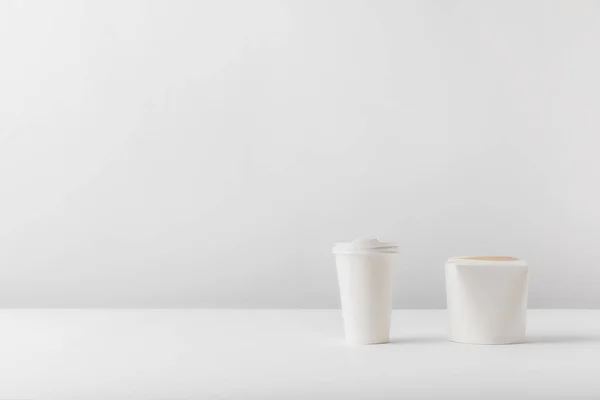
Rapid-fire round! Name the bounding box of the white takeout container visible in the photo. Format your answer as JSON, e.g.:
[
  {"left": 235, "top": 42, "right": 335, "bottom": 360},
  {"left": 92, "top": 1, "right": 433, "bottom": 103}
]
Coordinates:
[{"left": 445, "top": 256, "right": 529, "bottom": 345}]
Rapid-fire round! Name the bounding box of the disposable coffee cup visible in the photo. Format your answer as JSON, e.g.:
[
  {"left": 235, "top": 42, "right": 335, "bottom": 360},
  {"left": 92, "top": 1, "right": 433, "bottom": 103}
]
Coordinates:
[
  {"left": 333, "top": 238, "right": 399, "bottom": 345},
  {"left": 445, "top": 256, "right": 529, "bottom": 345}
]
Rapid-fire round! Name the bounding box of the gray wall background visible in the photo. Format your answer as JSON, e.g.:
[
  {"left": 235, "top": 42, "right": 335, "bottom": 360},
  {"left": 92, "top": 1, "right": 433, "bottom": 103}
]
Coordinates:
[{"left": 1, "top": 0, "right": 599, "bottom": 308}]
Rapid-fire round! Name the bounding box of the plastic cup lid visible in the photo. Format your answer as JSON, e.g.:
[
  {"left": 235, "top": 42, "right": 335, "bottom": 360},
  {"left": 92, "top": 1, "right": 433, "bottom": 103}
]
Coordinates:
[{"left": 332, "top": 238, "right": 399, "bottom": 254}]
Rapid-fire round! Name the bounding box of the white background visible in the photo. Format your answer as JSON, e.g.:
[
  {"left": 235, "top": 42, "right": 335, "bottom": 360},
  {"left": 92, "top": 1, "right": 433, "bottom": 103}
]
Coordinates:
[{"left": 1, "top": 0, "right": 599, "bottom": 308}]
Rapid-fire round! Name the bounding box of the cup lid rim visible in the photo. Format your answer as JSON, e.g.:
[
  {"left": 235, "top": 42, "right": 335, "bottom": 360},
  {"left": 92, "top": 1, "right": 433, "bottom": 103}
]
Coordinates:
[{"left": 333, "top": 238, "right": 399, "bottom": 254}]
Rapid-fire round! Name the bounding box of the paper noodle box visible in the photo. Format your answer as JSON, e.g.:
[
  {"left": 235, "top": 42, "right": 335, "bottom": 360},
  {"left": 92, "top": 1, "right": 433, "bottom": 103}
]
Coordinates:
[{"left": 445, "top": 256, "right": 529, "bottom": 345}]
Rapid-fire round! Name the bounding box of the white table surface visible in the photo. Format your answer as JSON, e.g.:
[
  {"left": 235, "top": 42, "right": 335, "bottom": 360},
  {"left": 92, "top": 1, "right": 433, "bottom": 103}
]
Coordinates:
[{"left": 1, "top": 309, "right": 599, "bottom": 399}]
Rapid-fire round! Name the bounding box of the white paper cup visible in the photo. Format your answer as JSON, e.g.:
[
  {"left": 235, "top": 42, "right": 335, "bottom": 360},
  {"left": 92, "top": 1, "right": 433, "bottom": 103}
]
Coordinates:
[
  {"left": 333, "top": 239, "right": 399, "bottom": 345},
  {"left": 445, "top": 256, "right": 529, "bottom": 345}
]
